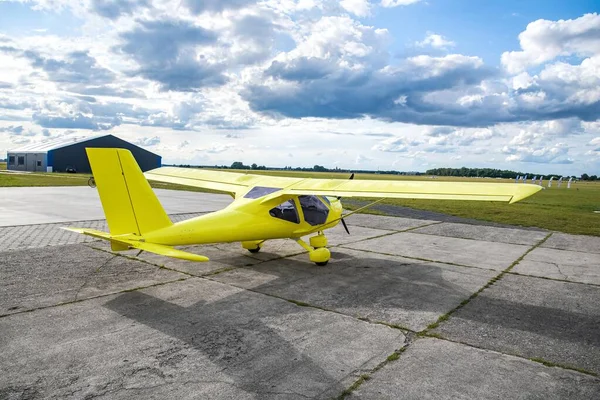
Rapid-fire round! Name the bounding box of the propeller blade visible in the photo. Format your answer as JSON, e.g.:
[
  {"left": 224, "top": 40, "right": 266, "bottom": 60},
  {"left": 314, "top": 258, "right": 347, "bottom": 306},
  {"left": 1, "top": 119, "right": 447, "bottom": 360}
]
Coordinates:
[
  {"left": 341, "top": 218, "right": 350, "bottom": 234},
  {"left": 338, "top": 173, "right": 355, "bottom": 200}
]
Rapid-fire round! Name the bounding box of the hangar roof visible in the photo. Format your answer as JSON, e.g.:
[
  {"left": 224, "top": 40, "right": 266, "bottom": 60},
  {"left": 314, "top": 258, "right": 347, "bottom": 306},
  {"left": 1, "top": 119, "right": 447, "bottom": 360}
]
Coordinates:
[{"left": 9, "top": 134, "right": 109, "bottom": 153}]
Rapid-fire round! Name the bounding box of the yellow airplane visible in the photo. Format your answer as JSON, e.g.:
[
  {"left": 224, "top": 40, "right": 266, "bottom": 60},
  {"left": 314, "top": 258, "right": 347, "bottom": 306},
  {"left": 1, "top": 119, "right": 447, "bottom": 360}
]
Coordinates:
[{"left": 64, "top": 148, "right": 542, "bottom": 266}]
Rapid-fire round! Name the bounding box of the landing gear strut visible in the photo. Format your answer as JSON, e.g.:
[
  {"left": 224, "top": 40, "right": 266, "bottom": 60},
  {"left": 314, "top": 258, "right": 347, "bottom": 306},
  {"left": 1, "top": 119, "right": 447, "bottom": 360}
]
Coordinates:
[{"left": 296, "top": 232, "right": 330, "bottom": 266}]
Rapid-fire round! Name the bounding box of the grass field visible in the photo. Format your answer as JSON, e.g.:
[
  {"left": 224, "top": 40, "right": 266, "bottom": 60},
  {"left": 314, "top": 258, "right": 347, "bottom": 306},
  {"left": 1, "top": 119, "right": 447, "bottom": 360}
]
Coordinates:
[{"left": 1, "top": 167, "right": 598, "bottom": 236}]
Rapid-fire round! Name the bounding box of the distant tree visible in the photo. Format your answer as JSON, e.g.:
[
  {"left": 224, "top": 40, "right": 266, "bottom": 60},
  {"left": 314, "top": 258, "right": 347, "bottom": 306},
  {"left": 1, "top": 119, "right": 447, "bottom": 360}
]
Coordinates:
[
  {"left": 590, "top": 175, "right": 598, "bottom": 181},
  {"left": 313, "top": 165, "right": 327, "bottom": 172},
  {"left": 231, "top": 161, "right": 249, "bottom": 169},
  {"left": 251, "top": 163, "right": 258, "bottom": 170},
  {"left": 581, "top": 173, "right": 589, "bottom": 180}
]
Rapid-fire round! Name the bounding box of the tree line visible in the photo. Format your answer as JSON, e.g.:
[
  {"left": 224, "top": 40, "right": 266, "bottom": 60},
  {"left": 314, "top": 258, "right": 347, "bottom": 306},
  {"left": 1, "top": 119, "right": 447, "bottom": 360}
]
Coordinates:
[
  {"left": 172, "top": 162, "right": 597, "bottom": 180},
  {"left": 425, "top": 167, "right": 597, "bottom": 180}
]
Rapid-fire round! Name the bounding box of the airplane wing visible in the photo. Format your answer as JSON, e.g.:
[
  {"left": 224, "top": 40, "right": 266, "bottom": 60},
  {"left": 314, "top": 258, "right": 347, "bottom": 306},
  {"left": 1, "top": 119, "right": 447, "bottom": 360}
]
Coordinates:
[
  {"left": 144, "top": 167, "right": 542, "bottom": 204},
  {"left": 269, "top": 179, "right": 542, "bottom": 204},
  {"left": 144, "top": 167, "right": 303, "bottom": 197}
]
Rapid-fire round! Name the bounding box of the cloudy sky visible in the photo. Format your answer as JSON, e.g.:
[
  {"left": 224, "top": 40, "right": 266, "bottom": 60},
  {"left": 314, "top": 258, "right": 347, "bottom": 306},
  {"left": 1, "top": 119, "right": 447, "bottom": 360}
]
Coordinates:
[{"left": 0, "top": 0, "right": 599, "bottom": 175}]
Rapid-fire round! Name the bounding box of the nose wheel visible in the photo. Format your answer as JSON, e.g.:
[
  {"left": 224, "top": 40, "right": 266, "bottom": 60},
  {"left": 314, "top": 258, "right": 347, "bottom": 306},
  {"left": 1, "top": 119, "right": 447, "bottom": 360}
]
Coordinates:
[{"left": 296, "top": 233, "right": 331, "bottom": 266}]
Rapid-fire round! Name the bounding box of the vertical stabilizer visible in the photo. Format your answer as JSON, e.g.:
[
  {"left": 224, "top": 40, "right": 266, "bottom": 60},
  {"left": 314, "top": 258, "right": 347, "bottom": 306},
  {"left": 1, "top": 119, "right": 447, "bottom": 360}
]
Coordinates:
[{"left": 86, "top": 148, "right": 172, "bottom": 236}]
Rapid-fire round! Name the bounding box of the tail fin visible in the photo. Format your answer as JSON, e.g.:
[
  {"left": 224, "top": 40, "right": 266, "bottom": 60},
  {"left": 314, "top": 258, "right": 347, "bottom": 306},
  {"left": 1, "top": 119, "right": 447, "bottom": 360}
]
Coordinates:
[{"left": 86, "top": 148, "right": 172, "bottom": 236}]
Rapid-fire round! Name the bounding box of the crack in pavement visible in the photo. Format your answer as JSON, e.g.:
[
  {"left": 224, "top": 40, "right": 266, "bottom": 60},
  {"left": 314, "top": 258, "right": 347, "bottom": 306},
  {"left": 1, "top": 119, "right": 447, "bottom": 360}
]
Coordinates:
[{"left": 73, "top": 254, "right": 118, "bottom": 302}]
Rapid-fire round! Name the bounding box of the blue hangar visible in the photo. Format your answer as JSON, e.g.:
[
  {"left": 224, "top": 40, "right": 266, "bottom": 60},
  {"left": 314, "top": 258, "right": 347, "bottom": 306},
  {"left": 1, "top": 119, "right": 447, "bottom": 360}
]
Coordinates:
[{"left": 6, "top": 134, "right": 161, "bottom": 173}]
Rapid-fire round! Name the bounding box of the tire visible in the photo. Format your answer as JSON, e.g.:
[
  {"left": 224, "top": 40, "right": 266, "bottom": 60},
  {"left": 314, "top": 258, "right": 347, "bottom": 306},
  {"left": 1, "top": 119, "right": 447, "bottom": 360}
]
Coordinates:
[
  {"left": 248, "top": 248, "right": 260, "bottom": 253},
  {"left": 315, "top": 261, "right": 328, "bottom": 266}
]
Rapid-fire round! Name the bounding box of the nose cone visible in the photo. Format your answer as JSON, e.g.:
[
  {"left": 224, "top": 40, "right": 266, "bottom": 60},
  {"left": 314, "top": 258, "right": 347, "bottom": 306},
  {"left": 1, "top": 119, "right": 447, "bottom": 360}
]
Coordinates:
[{"left": 329, "top": 197, "right": 343, "bottom": 217}]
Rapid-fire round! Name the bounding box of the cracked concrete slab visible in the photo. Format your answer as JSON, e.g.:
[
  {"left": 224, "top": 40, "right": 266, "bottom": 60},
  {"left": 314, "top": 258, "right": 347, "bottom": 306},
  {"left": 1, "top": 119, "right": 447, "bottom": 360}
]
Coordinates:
[
  {"left": 512, "top": 247, "right": 600, "bottom": 285},
  {"left": 0, "top": 244, "right": 187, "bottom": 316},
  {"left": 0, "top": 187, "right": 232, "bottom": 226},
  {"left": 2, "top": 210, "right": 599, "bottom": 399},
  {"left": 0, "top": 278, "right": 405, "bottom": 399},
  {"left": 541, "top": 232, "right": 600, "bottom": 254},
  {"left": 411, "top": 221, "right": 548, "bottom": 245},
  {"left": 346, "top": 213, "right": 438, "bottom": 231},
  {"left": 432, "top": 274, "right": 600, "bottom": 375},
  {"left": 346, "top": 231, "right": 531, "bottom": 270},
  {"left": 350, "top": 338, "right": 600, "bottom": 399},
  {"left": 212, "top": 248, "right": 497, "bottom": 331}
]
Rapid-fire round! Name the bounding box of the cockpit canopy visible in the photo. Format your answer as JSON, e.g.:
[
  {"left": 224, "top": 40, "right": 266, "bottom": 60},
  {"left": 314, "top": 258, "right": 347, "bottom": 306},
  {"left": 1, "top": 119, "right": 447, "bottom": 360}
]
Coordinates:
[{"left": 268, "top": 195, "right": 330, "bottom": 225}]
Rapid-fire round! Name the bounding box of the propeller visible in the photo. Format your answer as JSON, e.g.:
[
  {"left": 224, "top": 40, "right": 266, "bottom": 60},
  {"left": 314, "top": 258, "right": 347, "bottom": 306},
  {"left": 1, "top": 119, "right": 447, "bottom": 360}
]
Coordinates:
[
  {"left": 338, "top": 173, "right": 354, "bottom": 234},
  {"left": 341, "top": 217, "right": 350, "bottom": 234}
]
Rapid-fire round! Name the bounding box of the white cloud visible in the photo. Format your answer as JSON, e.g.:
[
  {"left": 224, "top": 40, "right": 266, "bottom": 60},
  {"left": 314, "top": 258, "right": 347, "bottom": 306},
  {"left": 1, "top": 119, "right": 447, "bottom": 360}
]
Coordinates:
[
  {"left": 196, "top": 143, "right": 236, "bottom": 154},
  {"left": 355, "top": 153, "right": 373, "bottom": 164},
  {"left": 381, "top": 0, "right": 422, "bottom": 7},
  {"left": 501, "top": 13, "right": 600, "bottom": 74},
  {"left": 372, "top": 136, "right": 420, "bottom": 152},
  {"left": 504, "top": 142, "right": 573, "bottom": 164},
  {"left": 340, "top": 0, "right": 370, "bottom": 17},
  {"left": 0, "top": 4, "right": 598, "bottom": 175},
  {"left": 416, "top": 32, "right": 455, "bottom": 49},
  {"left": 134, "top": 136, "right": 160, "bottom": 146}
]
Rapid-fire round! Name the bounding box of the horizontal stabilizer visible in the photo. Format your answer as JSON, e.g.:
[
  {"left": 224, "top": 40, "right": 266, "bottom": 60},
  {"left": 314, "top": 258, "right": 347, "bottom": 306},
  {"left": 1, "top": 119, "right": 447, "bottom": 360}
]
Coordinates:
[
  {"left": 125, "top": 241, "right": 209, "bottom": 262},
  {"left": 61, "top": 227, "right": 209, "bottom": 262}
]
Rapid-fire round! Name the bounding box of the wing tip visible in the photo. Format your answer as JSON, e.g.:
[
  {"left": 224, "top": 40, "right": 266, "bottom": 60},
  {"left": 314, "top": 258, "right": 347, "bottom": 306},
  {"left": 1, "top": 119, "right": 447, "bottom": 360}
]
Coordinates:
[{"left": 509, "top": 184, "right": 543, "bottom": 204}]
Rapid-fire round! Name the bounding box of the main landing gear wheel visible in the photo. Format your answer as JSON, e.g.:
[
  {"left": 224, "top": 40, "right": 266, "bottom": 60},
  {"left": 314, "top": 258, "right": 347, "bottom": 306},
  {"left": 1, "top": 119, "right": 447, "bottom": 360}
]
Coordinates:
[
  {"left": 315, "top": 261, "right": 328, "bottom": 266},
  {"left": 242, "top": 241, "right": 263, "bottom": 253}
]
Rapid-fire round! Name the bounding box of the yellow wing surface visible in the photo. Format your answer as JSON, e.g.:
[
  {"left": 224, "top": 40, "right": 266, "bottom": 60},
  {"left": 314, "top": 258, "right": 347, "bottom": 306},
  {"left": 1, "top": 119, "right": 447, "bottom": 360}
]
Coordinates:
[
  {"left": 144, "top": 167, "right": 300, "bottom": 197},
  {"left": 145, "top": 167, "right": 542, "bottom": 204}
]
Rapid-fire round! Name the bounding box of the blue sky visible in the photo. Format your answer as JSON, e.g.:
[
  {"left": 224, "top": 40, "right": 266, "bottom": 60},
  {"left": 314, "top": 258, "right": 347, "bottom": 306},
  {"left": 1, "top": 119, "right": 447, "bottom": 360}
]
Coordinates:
[{"left": 0, "top": 0, "right": 599, "bottom": 175}]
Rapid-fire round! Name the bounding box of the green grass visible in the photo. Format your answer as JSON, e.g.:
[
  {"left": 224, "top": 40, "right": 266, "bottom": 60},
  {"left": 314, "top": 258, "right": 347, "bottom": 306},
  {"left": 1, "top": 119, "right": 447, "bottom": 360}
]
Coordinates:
[
  {"left": 0, "top": 171, "right": 90, "bottom": 187},
  {"left": 0, "top": 162, "right": 6, "bottom": 170},
  {"left": 373, "top": 182, "right": 600, "bottom": 236},
  {"left": 1, "top": 168, "right": 598, "bottom": 236}
]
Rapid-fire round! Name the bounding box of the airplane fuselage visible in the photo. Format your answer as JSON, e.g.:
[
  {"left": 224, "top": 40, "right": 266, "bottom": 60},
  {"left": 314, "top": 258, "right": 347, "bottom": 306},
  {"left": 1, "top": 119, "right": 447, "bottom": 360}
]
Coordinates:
[{"left": 143, "top": 195, "right": 343, "bottom": 246}]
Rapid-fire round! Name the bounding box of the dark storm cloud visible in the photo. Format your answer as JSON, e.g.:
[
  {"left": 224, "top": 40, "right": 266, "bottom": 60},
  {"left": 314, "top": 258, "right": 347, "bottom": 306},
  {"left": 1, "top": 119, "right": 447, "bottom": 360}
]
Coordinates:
[
  {"left": 0, "top": 45, "right": 19, "bottom": 54},
  {"left": 245, "top": 56, "right": 496, "bottom": 125},
  {"left": 90, "top": 0, "right": 150, "bottom": 20},
  {"left": 23, "top": 50, "right": 116, "bottom": 85},
  {"left": 116, "top": 20, "right": 226, "bottom": 91},
  {"left": 266, "top": 57, "right": 336, "bottom": 81},
  {"left": 0, "top": 125, "right": 24, "bottom": 134},
  {"left": 230, "top": 14, "right": 285, "bottom": 65},
  {"left": 33, "top": 113, "right": 121, "bottom": 130},
  {"left": 184, "top": 0, "right": 258, "bottom": 14},
  {"left": 76, "top": 95, "right": 97, "bottom": 103},
  {"left": 76, "top": 86, "right": 146, "bottom": 99},
  {"left": 246, "top": 53, "right": 600, "bottom": 127},
  {"left": 2, "top": 45, "right": 143, "bottom": 100},
  {"left": 509, "top": 84, "right": 600, "bottom": 123},
  {"left": 0, "top": 97, "right": 32, "bottom": 110}
]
